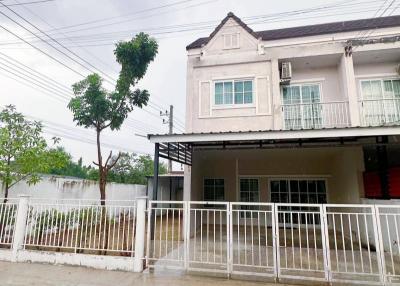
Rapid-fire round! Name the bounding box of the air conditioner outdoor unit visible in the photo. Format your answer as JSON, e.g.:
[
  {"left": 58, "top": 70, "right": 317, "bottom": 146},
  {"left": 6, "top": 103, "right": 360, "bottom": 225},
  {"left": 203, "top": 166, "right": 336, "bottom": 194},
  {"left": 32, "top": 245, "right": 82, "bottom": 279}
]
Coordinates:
[{"left": 280, "top": 62, "right": 292, "bottom": 85}]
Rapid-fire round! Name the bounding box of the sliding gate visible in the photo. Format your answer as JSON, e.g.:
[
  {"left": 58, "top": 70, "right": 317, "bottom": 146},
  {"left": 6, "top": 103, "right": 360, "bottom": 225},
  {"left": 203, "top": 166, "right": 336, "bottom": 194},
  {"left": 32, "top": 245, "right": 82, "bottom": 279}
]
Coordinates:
[{"left": 146, "top": 201, "right": 400, "bottom": 284}]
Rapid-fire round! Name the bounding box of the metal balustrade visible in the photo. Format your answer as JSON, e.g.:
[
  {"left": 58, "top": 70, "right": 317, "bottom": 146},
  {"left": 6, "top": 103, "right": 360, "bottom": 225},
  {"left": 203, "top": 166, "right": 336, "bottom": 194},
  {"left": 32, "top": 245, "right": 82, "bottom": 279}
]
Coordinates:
[
  {"left": 360, "top": 98, "right": 400, "bottom": 126},
  {"left": 282, "top": 101, "right": 351, "bottom": 130},
  {"left": 0, "top": 202, "right": 18, "bottom": 248},
  {"left": 23, "top": 199, "right": 136, "bottom": 256}
]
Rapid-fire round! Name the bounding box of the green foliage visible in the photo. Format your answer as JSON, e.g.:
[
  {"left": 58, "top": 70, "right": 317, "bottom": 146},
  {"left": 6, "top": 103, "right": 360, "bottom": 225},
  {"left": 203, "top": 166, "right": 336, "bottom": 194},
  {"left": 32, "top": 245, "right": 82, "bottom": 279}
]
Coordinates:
[
  {"left": 0, "top": 105, "right": 69, "bottom": 199},
  {"left": 46, "top": 147, "right": 90, "bottom": 179},
  {"left": 68, "top": 33, "right": 158, "bottom": 132},
  {"left": 87, "top": 153, "right": 167, "bottom": 185},
  {"left": 68, "top": 32, "right": 158, "bottom": 202}
]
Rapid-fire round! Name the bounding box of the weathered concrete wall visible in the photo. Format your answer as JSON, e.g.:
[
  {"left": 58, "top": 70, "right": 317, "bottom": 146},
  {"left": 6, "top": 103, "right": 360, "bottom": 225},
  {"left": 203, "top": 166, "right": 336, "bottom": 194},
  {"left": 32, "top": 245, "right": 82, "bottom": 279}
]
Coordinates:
[{"left": 0, "top": 175, "right": 146, "bottom": 201}]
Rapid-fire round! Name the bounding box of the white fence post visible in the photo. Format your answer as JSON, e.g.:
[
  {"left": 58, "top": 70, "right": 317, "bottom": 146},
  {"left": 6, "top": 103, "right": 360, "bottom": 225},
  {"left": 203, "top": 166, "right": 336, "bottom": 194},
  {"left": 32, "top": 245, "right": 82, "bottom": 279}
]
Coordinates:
[
  {"left": 11, "top": 195, "right": 29, "bottom": 262},
  {"left": 133, "top": 197, "right": 147, "bottom": 272}
]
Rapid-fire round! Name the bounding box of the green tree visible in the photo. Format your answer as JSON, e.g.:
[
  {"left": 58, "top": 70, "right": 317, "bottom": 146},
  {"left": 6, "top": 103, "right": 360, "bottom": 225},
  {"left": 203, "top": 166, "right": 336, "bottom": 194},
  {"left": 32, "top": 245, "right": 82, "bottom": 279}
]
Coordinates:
[
  {"left": 0, "top": 105, "right": 69, "bottom": 203},
  {"left": 87, "top": 153, "right": 166, "bottom": 185},
  {"left": 46, "top": 147, "right": 89, "bottom": 179},
  {"left": 68, "top": 33, "right": 158, "bottom": 205}
]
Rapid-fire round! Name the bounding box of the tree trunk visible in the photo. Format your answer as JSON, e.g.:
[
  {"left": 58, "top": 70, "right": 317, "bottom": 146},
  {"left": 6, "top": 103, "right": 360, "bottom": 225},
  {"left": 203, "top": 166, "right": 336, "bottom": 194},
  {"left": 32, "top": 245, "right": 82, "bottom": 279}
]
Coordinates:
[
  {"left": 96, "top": 129, "right": 106, "bottom": 206},
  {"left": 3, "top": 182, "right": 9, "bottom": 204},
  {"left": 96, "top": 128, "right": 109, "bottom": 254}
]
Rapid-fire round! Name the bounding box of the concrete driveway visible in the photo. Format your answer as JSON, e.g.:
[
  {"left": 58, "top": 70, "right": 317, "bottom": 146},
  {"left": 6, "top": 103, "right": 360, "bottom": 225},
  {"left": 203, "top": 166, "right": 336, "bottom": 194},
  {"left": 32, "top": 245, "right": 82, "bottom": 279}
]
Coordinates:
[{"left": 0, "top": 261, "right": 295, "bottom": 286}]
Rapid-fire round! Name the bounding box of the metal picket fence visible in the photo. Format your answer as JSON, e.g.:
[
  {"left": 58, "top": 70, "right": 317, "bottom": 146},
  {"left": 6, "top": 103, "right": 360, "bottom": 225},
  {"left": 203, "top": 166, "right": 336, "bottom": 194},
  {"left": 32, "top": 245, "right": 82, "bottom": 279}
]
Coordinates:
[
  {"left": 23, "top": 199, "right": 137, "bottom": 256},
  {"left": 146, "top": 200, "right": 400, "bottom": 285},
  {"left": 0, "top": 202, "right": 18, "bottom": 248}
]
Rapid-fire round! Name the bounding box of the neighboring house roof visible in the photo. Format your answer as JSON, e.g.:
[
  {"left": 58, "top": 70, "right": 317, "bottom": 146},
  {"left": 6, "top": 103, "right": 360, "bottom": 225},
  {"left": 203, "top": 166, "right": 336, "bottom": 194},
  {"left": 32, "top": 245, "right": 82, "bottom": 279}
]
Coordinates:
[
  {"left": 186, "top": 12, "right": 400, "bottom": 50},
  {"left": 146, "top": 171, "right": 184, "bottom": 179}
]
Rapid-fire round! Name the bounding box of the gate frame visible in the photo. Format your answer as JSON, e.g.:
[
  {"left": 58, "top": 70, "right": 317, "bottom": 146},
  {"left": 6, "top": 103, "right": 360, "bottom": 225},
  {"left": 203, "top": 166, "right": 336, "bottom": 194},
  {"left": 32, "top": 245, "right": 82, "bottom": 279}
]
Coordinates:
[
  {"left": 229, "top": 202, "right": 276, "bottom": 278},
  {"left": 186, "top": 201, "right": 230, "bottom": 275},
  {"left": 145, "top": 200, "right": 398, "bottom": 285}
]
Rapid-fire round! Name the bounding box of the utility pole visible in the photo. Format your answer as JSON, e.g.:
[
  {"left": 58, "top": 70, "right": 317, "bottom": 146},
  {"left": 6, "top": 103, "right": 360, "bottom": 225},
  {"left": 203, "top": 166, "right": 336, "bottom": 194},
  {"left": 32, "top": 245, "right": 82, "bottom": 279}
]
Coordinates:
[{"left": 160, "top": 105, "right": 173, "bottom": 173}]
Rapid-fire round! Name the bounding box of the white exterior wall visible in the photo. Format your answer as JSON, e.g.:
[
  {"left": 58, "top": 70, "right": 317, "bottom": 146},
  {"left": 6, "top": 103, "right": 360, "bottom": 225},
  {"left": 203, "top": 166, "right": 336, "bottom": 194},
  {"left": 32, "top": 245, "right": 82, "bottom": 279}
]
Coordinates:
[
  {"left": 190, "top": 147, "right": 365, "bottom": 204},
  {"left": 185, "top": 15, "right": 400, "bottom": 134},
  {"left": 0, "top": 175, "right": 146, "bottom": 201}
]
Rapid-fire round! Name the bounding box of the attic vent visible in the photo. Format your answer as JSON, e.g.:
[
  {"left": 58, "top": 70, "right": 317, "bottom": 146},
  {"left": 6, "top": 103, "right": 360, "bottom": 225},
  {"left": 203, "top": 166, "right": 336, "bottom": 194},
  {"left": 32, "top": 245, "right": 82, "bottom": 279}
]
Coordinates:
[
  {"left": 223, "top": 33, "right": 240, "bottom": 49},
  {"left": 280, "top": 62, "right": 292, "bottom": 85}
]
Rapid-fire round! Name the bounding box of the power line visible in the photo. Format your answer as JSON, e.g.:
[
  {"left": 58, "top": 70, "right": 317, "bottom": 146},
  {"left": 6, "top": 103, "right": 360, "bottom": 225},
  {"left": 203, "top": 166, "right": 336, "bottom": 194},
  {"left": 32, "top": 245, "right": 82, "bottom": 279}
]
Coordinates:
[
  {"left": 0, "top": 2, "right": 116, "bottom": 84},
  {"left": 44, "top": 0, "right": 214, "bottom": 33},
  {"left": 0, "top": 2, "right": 181, "bottom": 124},
  {"left": 0, "top": 0, "right": 55, "bottom": 6}
]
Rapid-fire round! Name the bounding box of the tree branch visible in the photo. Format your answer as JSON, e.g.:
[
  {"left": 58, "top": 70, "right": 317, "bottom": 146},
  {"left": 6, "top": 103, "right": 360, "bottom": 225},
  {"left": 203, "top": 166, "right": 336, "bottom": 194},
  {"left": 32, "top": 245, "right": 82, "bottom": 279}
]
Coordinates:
[
  {"left": 104, "top": 151, "right": 113, "bottom": 168},
  {"left": 106, "top": 152, "right": 121, "bottom": 171}
]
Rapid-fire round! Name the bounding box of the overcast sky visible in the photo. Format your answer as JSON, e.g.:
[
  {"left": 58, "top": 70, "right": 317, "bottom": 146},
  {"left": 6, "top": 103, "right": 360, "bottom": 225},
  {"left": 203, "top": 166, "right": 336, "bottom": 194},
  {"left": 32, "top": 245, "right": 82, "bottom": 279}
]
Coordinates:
[{"left": 0, "top": 0, "right": 395, "bottom": 166}]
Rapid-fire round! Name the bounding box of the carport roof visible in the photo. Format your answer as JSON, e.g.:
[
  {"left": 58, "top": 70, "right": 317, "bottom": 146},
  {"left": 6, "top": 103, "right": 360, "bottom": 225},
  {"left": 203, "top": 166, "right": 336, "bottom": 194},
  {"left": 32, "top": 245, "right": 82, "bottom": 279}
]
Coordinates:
[{"left": 148, "top": 126, "right": 400, "bottom": 144}]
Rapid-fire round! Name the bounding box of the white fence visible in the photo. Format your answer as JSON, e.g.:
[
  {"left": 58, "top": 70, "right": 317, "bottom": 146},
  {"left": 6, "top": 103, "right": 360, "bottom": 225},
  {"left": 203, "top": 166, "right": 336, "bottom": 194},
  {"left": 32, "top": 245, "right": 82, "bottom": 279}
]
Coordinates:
[
  {"left": 1, "top": 198, "right": 400, "bottom": 284},
  {"left": 147, "top": 201, "right": 400, "bottom": 285},
  {"left": 0, "top": 197, "right": 147, "bottom": 272}
]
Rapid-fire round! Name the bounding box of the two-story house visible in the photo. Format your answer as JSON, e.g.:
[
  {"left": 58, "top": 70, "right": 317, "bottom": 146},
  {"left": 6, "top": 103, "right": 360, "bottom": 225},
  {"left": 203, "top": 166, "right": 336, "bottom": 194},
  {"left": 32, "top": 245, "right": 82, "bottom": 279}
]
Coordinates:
[
  {"left": 149, "top": 12, "right": 400, "bottom": 206},
  {"left": 146, "top": 12, "right": 400, "bottom": 283}
]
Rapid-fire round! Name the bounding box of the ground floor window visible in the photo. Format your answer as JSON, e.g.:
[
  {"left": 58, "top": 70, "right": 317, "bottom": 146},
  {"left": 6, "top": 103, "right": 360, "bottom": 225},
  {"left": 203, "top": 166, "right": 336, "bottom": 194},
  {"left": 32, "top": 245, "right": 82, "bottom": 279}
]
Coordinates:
[
  {"left": 204, "top": 178, "right": 224, "bottom": 201},
  {"left": 239, "top": 178, "right": 259, "bottom": 202},
  {"left": 270, "top": 179, "right": 327, "bottom": 224},
  {"left": 239, "top": 178, "right": 259, "bottom": 218},
  {"left": 270, "top": 179, "right": 327, "bottom": 204}
]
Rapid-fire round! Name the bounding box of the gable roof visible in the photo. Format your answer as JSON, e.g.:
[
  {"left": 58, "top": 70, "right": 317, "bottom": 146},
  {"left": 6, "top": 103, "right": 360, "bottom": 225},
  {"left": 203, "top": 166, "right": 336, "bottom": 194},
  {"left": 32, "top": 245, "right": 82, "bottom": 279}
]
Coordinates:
[
  {"left": 186, "top": 12, "right": 259, "bottom": 50},
  {"left": 186, "top": 13, "right": 400, "bottom": 50}
]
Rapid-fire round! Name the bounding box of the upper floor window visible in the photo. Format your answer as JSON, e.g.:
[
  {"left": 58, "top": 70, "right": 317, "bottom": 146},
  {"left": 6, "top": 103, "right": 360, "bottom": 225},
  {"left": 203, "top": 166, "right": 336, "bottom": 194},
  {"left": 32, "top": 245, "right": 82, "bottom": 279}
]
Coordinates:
[
  {"left": 214, "top": 80, "right": 253, "bottom": 106},
  {"left": 361, "top": 79, "right": 400, "bottom": 100},
  {"left": 223, "top": 33, "right": 239, "bottom": 49}
]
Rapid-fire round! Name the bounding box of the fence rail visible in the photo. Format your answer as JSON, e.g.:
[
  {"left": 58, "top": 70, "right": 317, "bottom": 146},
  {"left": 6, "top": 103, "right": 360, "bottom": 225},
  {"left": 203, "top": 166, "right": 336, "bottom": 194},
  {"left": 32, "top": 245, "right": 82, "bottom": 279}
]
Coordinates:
[
  {"left": 147, "top": 201, "right": 400, "bottom": 284},
  {"left": 23, "top": 201, "right": 136, "bottom": 256},
  {"left": 0, "top": 202, "right": 18, "bottom": 248},
  {"left": 2, "top": 198, "right": 400, "bottom": 283}
]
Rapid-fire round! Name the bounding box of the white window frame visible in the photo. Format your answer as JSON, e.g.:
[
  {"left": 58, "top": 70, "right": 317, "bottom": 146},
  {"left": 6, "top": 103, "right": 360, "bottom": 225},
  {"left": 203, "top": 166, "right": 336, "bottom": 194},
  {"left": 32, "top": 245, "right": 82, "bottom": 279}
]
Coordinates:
[
  {"left": 268, "top": 178, "right": 328, "bottom": 204},
  {"left": 239, "top": 177, "right": 260, "bottom": 203},
  {"left": 359, "top": 77, "right": 400, "bottom": 101},
  {"left": 223, "top": 32, "right": 240, "bottom": 49},
  {"left": 213, "top": 78, "right": 255, "bottom": 109},
  {"left": 203, "top": 178, "right": 225, "bottom": 202},
  {"left": 280, "top": 82, "right": 323, "bottom": 104},
  {"left": 280, "top": 82, "right": 324, "bottom": 129}
]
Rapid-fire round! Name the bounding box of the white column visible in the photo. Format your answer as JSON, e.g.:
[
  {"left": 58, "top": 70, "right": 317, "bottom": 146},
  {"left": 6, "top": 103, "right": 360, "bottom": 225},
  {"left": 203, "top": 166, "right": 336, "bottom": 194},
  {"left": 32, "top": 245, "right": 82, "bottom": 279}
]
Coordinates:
[
  {"left": 12, "top": 195, "right": 29, "bottom": 262},
  {"left": 339, "top": 54, "right": 361, "bottom": 127},
  {"left": 271, "top": 58, "right": 283, "bottom": 130},
  {"left": 133, "top": 197, "right": 147, "bottom": 272}
]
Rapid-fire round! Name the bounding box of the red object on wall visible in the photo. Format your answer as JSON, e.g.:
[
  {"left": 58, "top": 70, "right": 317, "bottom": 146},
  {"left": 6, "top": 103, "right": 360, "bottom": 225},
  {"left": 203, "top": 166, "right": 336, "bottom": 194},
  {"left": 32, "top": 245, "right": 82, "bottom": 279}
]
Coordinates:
[
  {"left": 389, "top": 167, "right": 400, "bottom": 198},
  {"left": 363, "top": 171, "right": 382, "bottom": 198}
]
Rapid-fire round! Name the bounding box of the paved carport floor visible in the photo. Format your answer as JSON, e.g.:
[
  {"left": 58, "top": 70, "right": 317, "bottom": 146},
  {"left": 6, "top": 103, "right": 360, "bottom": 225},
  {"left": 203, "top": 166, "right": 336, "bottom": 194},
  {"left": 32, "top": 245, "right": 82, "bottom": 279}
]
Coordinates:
[{"left": 0, "top": 261, "right": 296, "bottom": 286}]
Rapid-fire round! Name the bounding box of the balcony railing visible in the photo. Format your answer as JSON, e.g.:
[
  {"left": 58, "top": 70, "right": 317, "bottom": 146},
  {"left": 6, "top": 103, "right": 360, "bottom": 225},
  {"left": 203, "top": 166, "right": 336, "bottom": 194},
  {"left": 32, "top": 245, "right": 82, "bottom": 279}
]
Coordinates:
[
  {"left": 282, "top": 101, "right": 351, "bottom": 130},
  {"left": 359, "top": 98, "right": 400, "bottom": 127}
]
